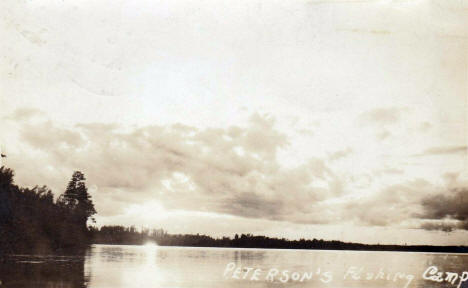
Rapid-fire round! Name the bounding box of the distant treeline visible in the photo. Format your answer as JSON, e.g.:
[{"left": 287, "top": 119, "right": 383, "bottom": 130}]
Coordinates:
[
  {"left": 0, "top": 167, "right": 96, "bottom": 254},
  {"left": 92, "top": 226, "right": 468, "bottom": 253}
]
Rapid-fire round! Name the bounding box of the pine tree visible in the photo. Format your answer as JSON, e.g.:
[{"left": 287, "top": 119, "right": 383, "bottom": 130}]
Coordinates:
[{"left": 61, "top": 171, "right": 96, "bottom": 229}]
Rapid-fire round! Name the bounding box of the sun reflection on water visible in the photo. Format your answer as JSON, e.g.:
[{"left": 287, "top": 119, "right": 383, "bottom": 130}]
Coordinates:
[
  {"left": 143, "top": 242, "right": 158, "bottom": 268},
  {"left": 143, "top": 241, "right": 159, "bottom": 249}
]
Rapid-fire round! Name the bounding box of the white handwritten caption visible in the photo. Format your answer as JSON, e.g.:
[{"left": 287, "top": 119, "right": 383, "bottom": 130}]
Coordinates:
[
  {"left": 423, "top": 266, "right": 468, "bottom": 288},
  {"left": 223, "top": 262, "right": 468, "bottom": 288}
]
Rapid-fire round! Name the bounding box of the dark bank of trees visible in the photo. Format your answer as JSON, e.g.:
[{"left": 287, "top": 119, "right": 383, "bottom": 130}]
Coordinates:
[
  {"left": 92, "top": 226, "right": 167, "bottom": 245},
  {"left": 0, "top": 167, "right": 96, "bottom": 254},
  {"left": 92, "top": 228, "right": 468, "bottom": 253}
]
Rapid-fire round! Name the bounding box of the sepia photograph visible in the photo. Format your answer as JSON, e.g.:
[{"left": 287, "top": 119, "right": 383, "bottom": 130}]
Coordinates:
[{"left": 0, "top": 0, "right": 467, "bottom": 287}]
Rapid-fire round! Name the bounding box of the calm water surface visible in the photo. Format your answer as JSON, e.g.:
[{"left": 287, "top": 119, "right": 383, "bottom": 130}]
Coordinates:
[{"left": 0, "top": 244, "right": 466, "bottom": 288}]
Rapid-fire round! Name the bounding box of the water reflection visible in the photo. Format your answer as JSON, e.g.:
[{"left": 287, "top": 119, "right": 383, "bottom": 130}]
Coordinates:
[
  {"left": 0, "top": 254, "right": 88, "bottom": 288},
  {"left": 0, "top": 245, "right": 466, "bottom": 288}
]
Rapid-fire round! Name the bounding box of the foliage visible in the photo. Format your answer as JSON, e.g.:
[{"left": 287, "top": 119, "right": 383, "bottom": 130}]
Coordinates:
[
  {"left": 59, "top": 171, "right": 97, "bottom": 228},
  {"left": 92, "top": 226, "right": 468, "bottom": 253},
  {"left": 0, "top": 167, "right": 96, "bottom": 254}
]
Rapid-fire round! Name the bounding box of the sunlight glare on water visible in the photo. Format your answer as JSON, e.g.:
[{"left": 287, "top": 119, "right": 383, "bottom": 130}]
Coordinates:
[{"left": 144, "top": 241, "right": 159, "bottom": 248}]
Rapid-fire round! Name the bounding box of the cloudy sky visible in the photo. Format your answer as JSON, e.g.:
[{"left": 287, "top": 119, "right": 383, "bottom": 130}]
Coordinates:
[{"left": 1, "top": 0, "right": 467, "bottom": 245}]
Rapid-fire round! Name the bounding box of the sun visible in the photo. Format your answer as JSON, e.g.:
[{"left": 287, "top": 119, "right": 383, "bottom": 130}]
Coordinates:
[{"left": 143, "top": 241, "right": 158, "bottom": 248}]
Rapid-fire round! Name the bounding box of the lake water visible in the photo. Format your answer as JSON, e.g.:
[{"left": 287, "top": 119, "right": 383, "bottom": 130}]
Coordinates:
[{"left": 0, "top": 244, "right": 467, "bottom": 288}]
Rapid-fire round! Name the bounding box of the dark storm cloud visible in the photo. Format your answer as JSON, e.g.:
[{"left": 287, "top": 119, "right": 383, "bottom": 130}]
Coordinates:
[
  {"left": 343, "top": 181, "right": 468, "bottom": 232},
  {"left": 420, "top": 222, "right": 457, "bottom": 233},
  {"left": 420, "top": 188, "right": 468, "bottom": 230}
]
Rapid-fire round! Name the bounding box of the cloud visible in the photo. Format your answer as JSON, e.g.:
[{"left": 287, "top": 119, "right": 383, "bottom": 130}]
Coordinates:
[
  {"left": 420, "top": 222, "right": 458, "bottom": 233},
  {"left": 359, "top": 107, "right": 402, "bottom": 126},
  {"left": 419, "top": 188, "right": 468, "bottom": 231},
  {"left": 337, "top": 28, "right": 392, "bottom": 35},
  {"left": 328, "top": 148, "right": 353, "bottom": 161},
  {"left": 413, "top": 145, "right": 467, "bottom": 157},
  {"left": 4, "top": 108, "right": 45, "bottom": 122},
  {"left": 20, "top": 121, "right": 86, "bottom": 150},
  {"left": 8, "top": 112, "right": 343, "bottom": 224},
  {"left": 343, "top": 178, "right": 468, "bottom": 232},
  {"left": 357, "top": 107, "right": 404, "bottom": 140},
  {"left": 343, "top": 179, "right": 433, "bottom": 227},
  {"left": 370, "top": 167, "right": 404, "bottom": 178},
  {"left": 418, "top": 121, "right": 432, "bottom": 132},
  {"left": 5, "top": 108, "right": 468, "bottom": 232}
]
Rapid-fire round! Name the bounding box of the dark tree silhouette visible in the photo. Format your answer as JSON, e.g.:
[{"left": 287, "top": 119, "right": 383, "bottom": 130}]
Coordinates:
[
  {"left": 0, "top": 167, "right": 14, "bottom": 223},
  {"left": 59, "top": 171, "right": 96, "bottom": 230},
  {"left": 0, "top": 167, "right": 97, "bottom": 254}
]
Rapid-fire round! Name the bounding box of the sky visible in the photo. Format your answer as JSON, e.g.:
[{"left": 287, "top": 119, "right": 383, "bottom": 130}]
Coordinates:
[{"left": 1, "top": 0, "right": 467, "bottom": 245}]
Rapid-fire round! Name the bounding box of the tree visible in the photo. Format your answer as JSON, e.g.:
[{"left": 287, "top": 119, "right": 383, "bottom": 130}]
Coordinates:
[
  {"left": 0, "top": 166, "right": 14, "bottom": 187},
  {"left": 60, "top": 171, "right": 96, "bottom": 229},
  {"left": 0, "top": 167, "right": 14, "bottom": 224}
]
